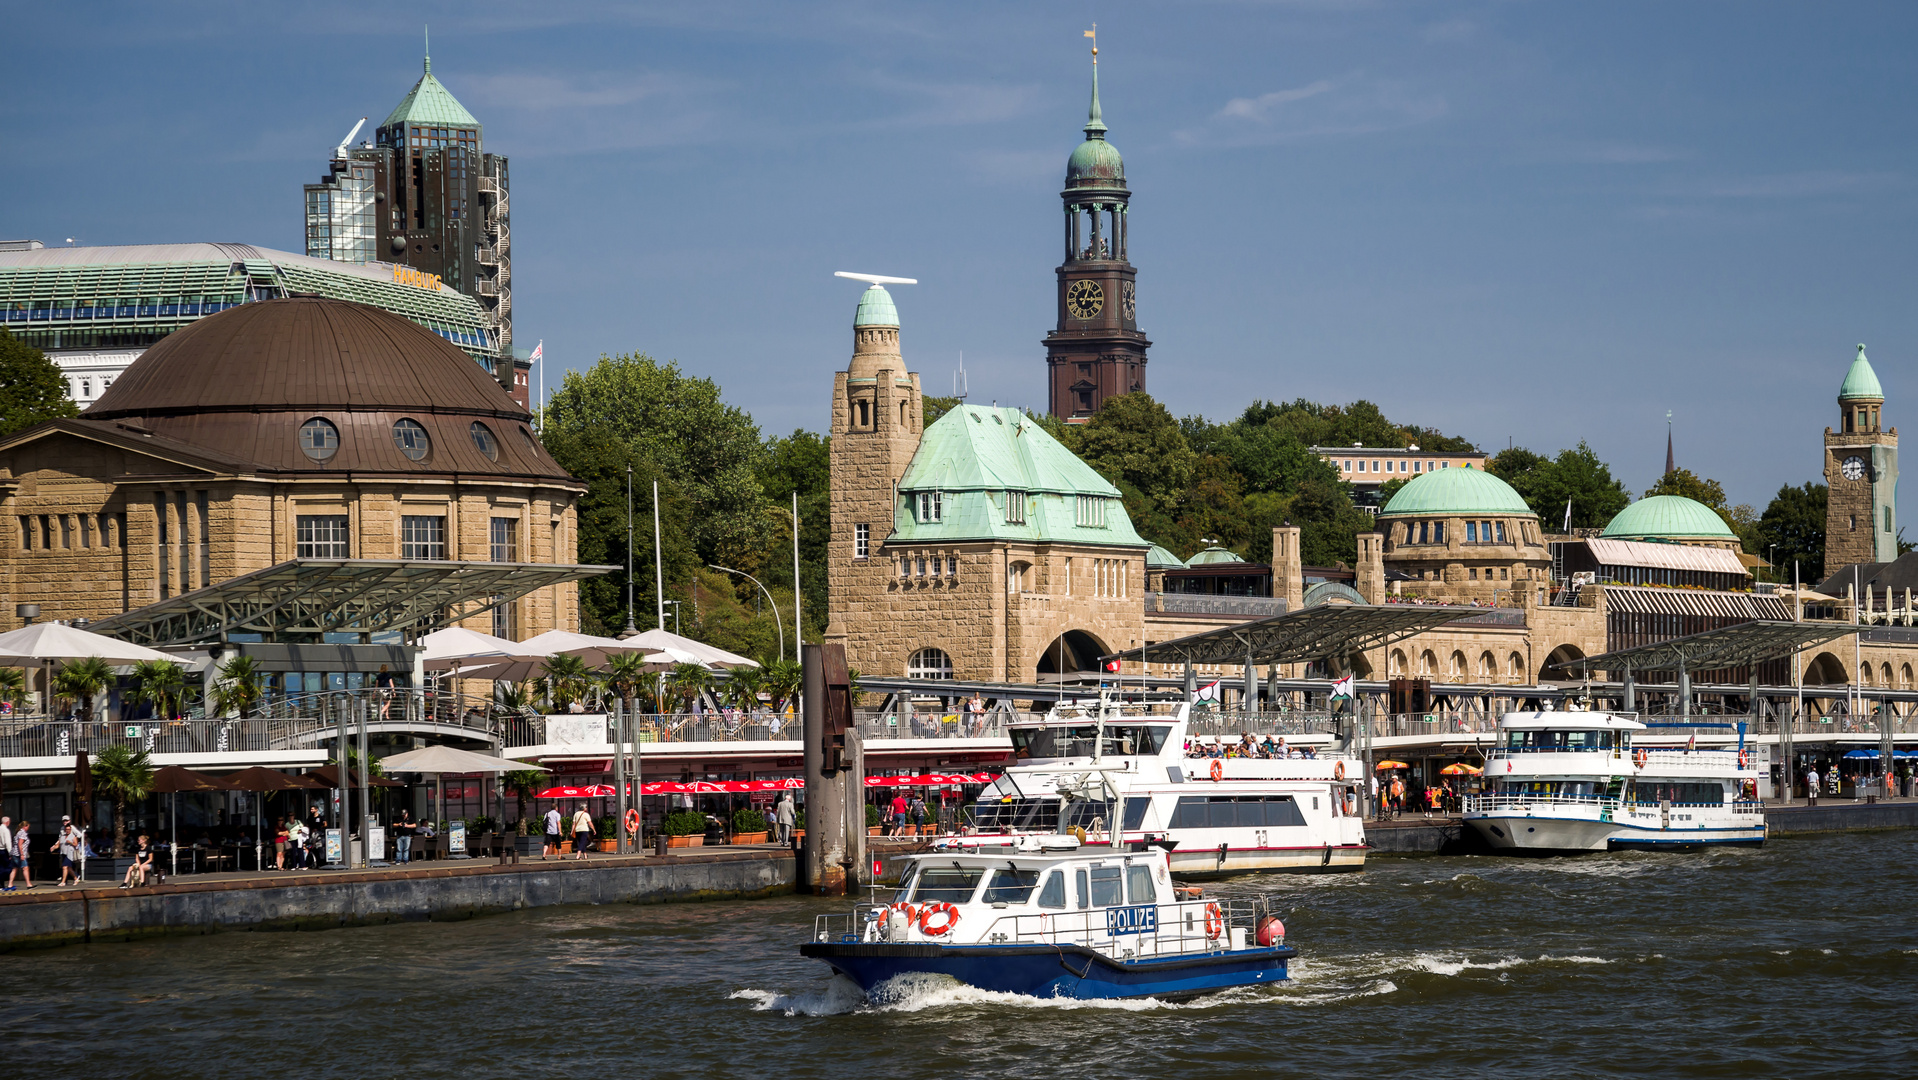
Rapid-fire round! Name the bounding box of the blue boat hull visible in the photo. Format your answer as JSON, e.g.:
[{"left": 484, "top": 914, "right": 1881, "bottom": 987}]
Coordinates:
[{"left": 798, "top": 941, "right": 1294, "bottom": 1001}]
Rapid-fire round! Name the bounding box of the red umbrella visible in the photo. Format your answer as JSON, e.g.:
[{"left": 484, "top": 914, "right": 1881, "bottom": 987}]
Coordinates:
[
  {"left": 864, "top": 772, "right": 998, "bottom": 787},
  {"left": 534, "top": 785, "right": 615, "bottom": 799}
]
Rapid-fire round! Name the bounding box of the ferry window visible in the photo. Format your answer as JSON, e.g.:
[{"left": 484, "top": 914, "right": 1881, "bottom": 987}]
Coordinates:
[
  {"left": 911, "top": 867, "right": 985, "bottom": 904},
  {"left": 1075, "top": 869, "right": 1089, "bottom": 910},
  {"left": 983, "top": 868, "right": 1041, "bottom": 905},
  {"left": 1261, "top": 797, "right": 1306, "bottom": 827},
  {"left": 1122, "top": 797, "right": 1150, "bottom": 831},
  {"left": 1088, "top": 866, "right": 1124, "bottom": 907},
  {"left": 1125, "top": 865, "right": 1156, "bottom": 906},
  {"left": 1062, "top": 801, "right": 1112, "bottom": 832},
  {"left": 1037, "top": 871, "right": 1067, "bottom": 910}
]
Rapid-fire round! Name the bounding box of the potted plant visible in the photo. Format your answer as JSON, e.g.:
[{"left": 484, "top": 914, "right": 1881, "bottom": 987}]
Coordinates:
[
  {"left": 866, "top": 803, "right": 882, "bottom": 836},
  {"left": 662, "top": 811, "right": 706, "bottom": 848},
  {"left": 731, "top": 807, "right": 769, "bottom": 845},
  {"left": 596, "top": 814, "right": 618, "bottom": 852}
]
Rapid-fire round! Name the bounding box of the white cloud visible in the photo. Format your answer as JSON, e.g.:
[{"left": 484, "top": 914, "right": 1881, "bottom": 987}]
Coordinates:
[{"left": 1179, "top": 73, "right": 1446, "bottom": 147}]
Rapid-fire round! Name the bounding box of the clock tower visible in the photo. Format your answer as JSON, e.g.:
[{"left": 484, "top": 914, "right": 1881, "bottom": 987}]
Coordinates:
[
  {"left": 1824, "top": 344, "right": 1899, "bottom": 570},
  {"left": 1045, "top": 46, "right": 1150, "bottom": 421}
]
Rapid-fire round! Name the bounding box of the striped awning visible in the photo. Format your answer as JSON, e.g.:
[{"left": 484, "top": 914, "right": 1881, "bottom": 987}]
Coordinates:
[
  {"left": 1604, "top": 586, "right": 1792, "bottom": 620},
  {"left": 1586, "top": 538, "right": 1747, "bottom": 576}
]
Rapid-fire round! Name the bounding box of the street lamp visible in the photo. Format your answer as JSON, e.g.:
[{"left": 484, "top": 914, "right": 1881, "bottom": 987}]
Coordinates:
[
  {"left": 662, "top": 600, "right": 683, "bottom": 635},
  {"left": 709, "top": 565, "right": 782, "bottom": 661},
  {"left": 1768, "top": 544, "right": 1777, "bottom": 585}
]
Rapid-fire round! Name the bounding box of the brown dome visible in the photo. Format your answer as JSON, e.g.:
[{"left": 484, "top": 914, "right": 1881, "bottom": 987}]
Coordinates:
[{"left": 81, "top": 297, "right": 572, "bottom": 482}]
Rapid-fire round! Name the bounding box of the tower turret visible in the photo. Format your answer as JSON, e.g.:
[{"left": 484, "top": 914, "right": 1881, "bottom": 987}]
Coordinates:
[{"left": 1824, "top": 343, "right": 1899, "bottom": 569}]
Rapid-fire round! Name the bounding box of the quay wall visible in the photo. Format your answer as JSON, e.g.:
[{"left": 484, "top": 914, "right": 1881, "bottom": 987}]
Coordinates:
[{"left": 0, "top": 850, "right": 794, "bottom": 953}]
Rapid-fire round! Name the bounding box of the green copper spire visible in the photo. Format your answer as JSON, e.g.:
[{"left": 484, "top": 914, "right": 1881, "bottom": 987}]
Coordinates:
[
  {"left": 1840, "top": 343, "right": 1885, "bottom": 401},
  {"left": 1084, "top": 49, "right": 1107, "bottom": 137},
  {"left": 382, "top": 28, "right": 480, "bottom": 130}
]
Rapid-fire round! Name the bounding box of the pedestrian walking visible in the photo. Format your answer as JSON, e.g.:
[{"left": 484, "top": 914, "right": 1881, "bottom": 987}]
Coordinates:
[
  {"left": 272, "top": 817, "right": 288, "bottom": 871},
  {"left": 57, "top": 816, "right": 83, "bottom": 885},
  {"left": 542, "top": 805, "right": 562, "bottom": 859},
  {"left": 5, "top": 820, "right": 31, "bottom": 890},
  {"left": 774, "top": 793, "right": 796, "bottom": 845},
  {"left": 393, "top": 810, "right": 415, "bottom": 864},
  {"left": 0, "top": 817, "right": 13, "bottom": 890},
  {"left": 570, "top": 805, "right": 595, "bottom": 860},
  {"left": 909, "top": 794, "right": 929, "bottom": 837},
  {"left": 1804, "top": 766, "right": 1820, "bottom": 806}
]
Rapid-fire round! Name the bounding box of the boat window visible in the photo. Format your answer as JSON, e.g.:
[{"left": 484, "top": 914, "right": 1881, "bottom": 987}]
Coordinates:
[
  {"left": 1502, "top": 729, "right": 1615, "bottom": 751},
  {"left": 1169, "top": 795, "right": 1305, "bottom": 828},
  {"left": 1075, "top": 869, "right": 1089, "bottom": 910},
  {"left": 1122, "top": 797, "right": 1151, "bottom": 831},
  {"left": 911, "top": 867, "right": 985, "bottom": 904},
  {"left": 1010, "top": 724, "right": 1171, "bottom": 759},
  {"left": 971, "top": 797, "right": 1062, "bottom": 833},
  {"left": 889, "top": 864, "right": 919, "bottom": 903},
  {"left": 1088, "top": 866, "right": 1124, "bottom": 908},
  {"left": 1125, "top": 865, "right": 1156, "bottom": 906},
  {"left": 1062, "top": 800, "right": 1113, "bottom": 832},
  {"left": 983, "top": 868, "right": 1042, "bottom": 905},
  {"left": 1627, "top": 781, "right": 1727, "bottom": 806},
  {"left": 1037, "top": 870, "right": 1067, "bottom": 910}
]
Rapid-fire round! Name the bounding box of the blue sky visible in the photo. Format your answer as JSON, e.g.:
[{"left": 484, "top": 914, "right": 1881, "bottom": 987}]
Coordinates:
[{"left": 6, "top": 1, "right": 1917, "bottom": 512}]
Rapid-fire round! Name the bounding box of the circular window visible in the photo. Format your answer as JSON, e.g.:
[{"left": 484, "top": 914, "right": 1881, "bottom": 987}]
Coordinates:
[
  {"left": 391, "top": 418, "right": 431, "bottom": 461},
  {"left": 298, "top": 417, "right": 340, "bottom": 462},
  {"left": 469, "top": 421, "right": 499, "bottom": 461},
  {"left": 519, "top": 425, "right": 537, "bottom": 450}
]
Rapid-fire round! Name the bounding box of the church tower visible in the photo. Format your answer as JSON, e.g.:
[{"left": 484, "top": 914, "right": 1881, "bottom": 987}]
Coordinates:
[
  {"left": 1824, "top": 344, "right": 1899, "bottom": 568},
  {"left": 825, "top": 282, "right": 924, "bottom": 644},
  {"left": 1045, "top": 42, "right": 1150, "bottom": 421}
]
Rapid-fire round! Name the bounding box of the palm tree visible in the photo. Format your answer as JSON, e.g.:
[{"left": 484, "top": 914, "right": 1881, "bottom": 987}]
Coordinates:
[
  {"left": 504, "top": 766, "right": 546, "bottom": 834},
  {"left": 91, "top": 744, "right": 154, "bottom": 856},
  {"left": 667, "top": 662, "right": 711, "bottom": 713},
  {"left": 53, "top": 656, "right": 114, "bottom": 721},
  {"left": 130, "top": 659, "right": 187, "bottom": 721},
  {"left": 210, "top": 654, "right": 266, "bottom": 718},
  {"left": 0, "top": 667, "right": 24, "bottom": 711},
  {"left": 605, "top": 652, "right": 652, "bottom": 720},
  {"left": 725, "top": 665, "right": 764, "bottom": 712},
  {"left": 763, "top": 658, "right": 802, "bottom": 714},
  {"left": 540, "top": 654, "right": 593, "bottom": 712}
]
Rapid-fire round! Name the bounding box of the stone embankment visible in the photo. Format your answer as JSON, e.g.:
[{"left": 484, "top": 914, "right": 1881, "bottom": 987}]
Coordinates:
[{"left": 0, "top": 848, "right": 794, "bottom": 953}]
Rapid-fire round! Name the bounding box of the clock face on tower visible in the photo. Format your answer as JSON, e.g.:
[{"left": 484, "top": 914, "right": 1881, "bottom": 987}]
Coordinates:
[
  {"left": 1121, "top": 280, "right": 1136, "bottom": 321},
  {"left": 1066, "top": 279, "right": 1104, "bottom": 320},
  {"left": 1842, "top": 455, "right": 1865, "bottom": 481}
]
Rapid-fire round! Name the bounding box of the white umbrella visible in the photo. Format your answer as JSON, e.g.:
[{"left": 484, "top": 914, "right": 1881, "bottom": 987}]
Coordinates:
[
  {"left": 622, "top": 628, "right": 760, "bottom": 670},
  {"left": 417, "top": 626, "right": 531, "bottom": 671},
  {"left": 381, "top": 747, "right": 548, "bottom": 851},
  {"left": 515, "top": 629, "right": 671, "bottom": 670},
  {"left": 0, "top": 622, "right": 202, "bottom": 719}
]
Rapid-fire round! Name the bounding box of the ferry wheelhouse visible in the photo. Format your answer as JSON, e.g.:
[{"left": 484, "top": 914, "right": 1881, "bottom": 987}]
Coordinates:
[
  {"left": 800, "top": 839, "right": 1293, "bottom": 1001},
  {"left": 940, "top": 698, "right": 1367, "bottom": 876},
  {"left": 1462, "top": 710, "right": 1765, "bottom": 854}
]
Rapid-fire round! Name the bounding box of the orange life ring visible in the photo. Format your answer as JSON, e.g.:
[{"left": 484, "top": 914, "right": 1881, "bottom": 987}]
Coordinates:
[
  {"left": 624, "top": 808, "right": 641, "bottom": 834},
  {"left": 884, "top": 902, "right": 919, "bottom": 928},
  {"left": 1209, "top": 759, "right": 1224, "bottom": 782},
  {"left": 1634, "top": 748, "right": 1648, "bottom": 769},
  {"left": 1737, "top": 749, "right": 1751, "bottom": 769},
  {"left": 1204, "top": 902, "right": 1224, "bottom": 940},
  {"left": 1333, "top": 760, "right": 1346, "bottom": 781},
  {"left": 918, "top": 902, "right": 960, "bottom": 936}
]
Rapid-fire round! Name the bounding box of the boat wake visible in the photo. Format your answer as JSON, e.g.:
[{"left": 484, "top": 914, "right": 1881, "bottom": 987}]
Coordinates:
[{"left": 733, "top": 972, "right": 1279, "bottom": 1016}]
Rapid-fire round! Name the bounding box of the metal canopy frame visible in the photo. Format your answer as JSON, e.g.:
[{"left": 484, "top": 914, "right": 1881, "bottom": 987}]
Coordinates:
[
  {"left": 1550, "top": 620, "right": 1857, "bottom": 678},
  {"left": 87, "top": 558, "right": 615, "bottom": 647},
  {"left": 1102, "top": 603, "right": 1489, "bottom": 669}
]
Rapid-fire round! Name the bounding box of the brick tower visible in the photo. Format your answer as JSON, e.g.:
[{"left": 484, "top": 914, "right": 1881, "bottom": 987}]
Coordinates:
[
  {"left": 1824, "top": 344, "right": 1899, "bottom": 569},
  {"left": 1045, "top": 42, "right": 1150, "bottom": 421},
  {"left": 825, "top": 283, "right": 924, "bottom": 644}
]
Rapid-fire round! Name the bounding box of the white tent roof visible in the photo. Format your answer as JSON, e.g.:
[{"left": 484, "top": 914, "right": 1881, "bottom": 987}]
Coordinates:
[
  {"left": 0, "top": 622, "right": 201, "bottom": 667},
  {"left": 380, "top": 745, "right": 547, "bottom": 774},
  {"left": 622, "top": 628, "right": 759, "bottom": 669},
  {"left": 417, "top": 626, "right": 533, "bottom": 671}
]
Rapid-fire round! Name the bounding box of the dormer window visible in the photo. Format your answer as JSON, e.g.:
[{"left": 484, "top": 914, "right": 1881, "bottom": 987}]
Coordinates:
[
  {"left": 916, "top": 491, "right": 942, "bottom": 523},
  {"left": 1005, "top": 490, "right": 1027, "bottom": 525}
]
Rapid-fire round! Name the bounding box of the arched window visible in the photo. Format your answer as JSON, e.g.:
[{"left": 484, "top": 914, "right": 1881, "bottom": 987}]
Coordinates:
[
  {"left": 1419, "top": 650, "right": 1436, "bottom": 677},
  {"left": 1509, "top": 652, "right": 1525, "bottom": 682},
  {"left": 1390, "top": 649, "right": 1406, "bottom": 677},
  {"left": 1478, "top": 652, "right": 1495, "bottom": 679},
  {"left": 1883, "top": 663, "right": 1894, "bottom": 687},
  {"left": 298, "top": 417, "right": 340, "bottom": 462},
  {"left": 1449, "top": 651, "right": 1466, "bottom": 679},
  {"left": 907, "top": 648, "right": 953, "bottom": 680},
  {"left": 1902, "top": 664, "right": 1913, "bottom": 689},
  {"left": 1008, "top": 561, "right": 1030, "bottom": 595}
]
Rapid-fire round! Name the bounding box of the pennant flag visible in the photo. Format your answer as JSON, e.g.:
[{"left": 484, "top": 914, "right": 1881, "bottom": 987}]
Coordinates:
[
  {"left": 1331, "top": 675, "right": 1355, "bottom": 700},
  {"left": 1103, "top": 659, "right": 1121, "bottom": 672},
  {"left": 1194, "top": 678, "right": 1221, "bottom": 701}
]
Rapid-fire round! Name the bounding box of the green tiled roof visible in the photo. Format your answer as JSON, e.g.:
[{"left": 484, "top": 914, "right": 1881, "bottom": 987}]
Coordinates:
[
  {"left": 891, "top": 405, "right": 1147, "bottom": 547},
  {"left": 1600, "top": 495, "right": 1735, "bottom": 540},
  {"left": 853, "top": 284, "right": 898, "bottom": 327},
  {"left": 1839, "top": 343, "right": 1884, "bottom": 401},
  {"left": 1146, "top": 543, "right": 1186, "bottom": 568},
  {"left": 1187, "top": 546, "right": 1246, "bottom": 565},
  {"left": 383, "top": 56, "right": 480, "bottom": 129},
  {"left": 1379, "top": 464, "right": 1533, "bottom": 517}
]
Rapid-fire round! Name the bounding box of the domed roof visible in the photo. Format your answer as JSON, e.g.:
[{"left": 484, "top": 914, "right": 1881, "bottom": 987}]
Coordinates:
[
  {"left": 1840, "top": 343, "right": 1884, "bottom": 401},
  {"left": 1145, "top": 543, "right": 1186, "bottom": 569},
  {"left": 853, "top": 284, "right": 898, "bottom": 327},
  {"left": 1067, "top": 137, "right": 1125, "bottom": 188},
  {"left": 1379, "top": 465, "right": 1533, "bottom": 517},
  {"left": 1600, "top": 495, "right": 1735, "bottom": 541},
  {"left": 1187, "top": 546, "right": 1246, "bottom": 565},
  {"left": 83, "top": 297, "right": 568, "bottom": 481}
]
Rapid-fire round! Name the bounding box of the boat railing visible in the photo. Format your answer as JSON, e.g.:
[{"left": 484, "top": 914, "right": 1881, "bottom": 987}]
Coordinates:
[
  {"left": 1464, "top": 793, "right": 1750, "bottom": 815},
  {"left": 809, "top": 896, "right": 1279, "bottom": 957}
]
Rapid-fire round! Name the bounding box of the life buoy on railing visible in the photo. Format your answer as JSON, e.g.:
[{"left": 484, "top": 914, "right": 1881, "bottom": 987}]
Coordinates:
[
  {"left": 1204, "top": 902, "right": 1224, "bottom": 940},
  {"left": 1209, "top": 759, "right": 1224, "bottom": 782},
  {"left": 1333, "top": 760, "right": 1346, "bottom": 781},
  {"left": 918, "top": 902, "right": 961, "bottom": 936},
  {"left": 1737, "top": 748, "right": 1751, "bottom": 769},
  {"left": 624, "top": 808, "right": 641, "bottom": 834},
  {"left": 1634, "top": 748, "right": 1648, "bottom": 769}
]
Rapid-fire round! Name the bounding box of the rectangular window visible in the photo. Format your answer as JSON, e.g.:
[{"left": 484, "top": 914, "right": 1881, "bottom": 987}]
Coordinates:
[
  {"left": 1344, "top": 460, "right": 1352, "bottom": 471},
  {"left": 945, "top": 555, "right": 957, "bottom": 577},
  {"left": 1466, "top": 521, "right": 1478, "bottom": 543},
  {"left": 1037, "top": 870, "right": 1067, "bottom": 909},
  {"left": 400, "top": 515, "right": 446, "bottom": 560},
  {"left": 916, "top": 491, "right": 942, "bottom": 523},
  {"left": 1005, "top": 491, "right": 1027, "bottom": 525},
  {"left": 1371, "top": 460, "right": 1379, "bottom": 472},
  {"left": 1442, "top": 461, "right": 1449, "bottom": 468},
  {"left": 914, "top": 556, "right": 926, "bottom": 578},
  {"left": 1433, "top": 521, "right": 1445, "bottom": 543},
  {"left": 153, "top": 500, "right": 169, "bottom": 599},
  {"left": 296, "top": 515, "right": 350, "bottom": 558},
  {"left": 18, "top": 517, "right": 31, "bottom": 551},
  {"left": 1075, "top": 495, "right": 1106, "bottom": 528},
  {"left": 1496, "top": 522, "right": 1507, "bottom": 544},
  {"left": 489, "top": 517, "right": 518, "bottom": 562},
  {"left": 59, "top": 515, "right": 72, "bottom": 549},
  {"left": 854, "top": 523, "right": 870, "bottom": 559},
  {"left": 1088, "top": 866, "right": 1124, "bottom": 908},
  {"left": 492, "top": 596, "right": 518, "bottom": 640},
  {"left": 1413, "top": 461, "right": 1422, "bottom": 473}
]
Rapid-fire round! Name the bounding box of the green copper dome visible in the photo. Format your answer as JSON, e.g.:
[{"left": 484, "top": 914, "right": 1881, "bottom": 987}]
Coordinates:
[
  {"left": 853, "top": 284, "right": 898, "bottom": 327},
  {"left": 1065, "top": 61, "right": 1125, "bottom": 189},
  {"left": 1379, "top": 464, "right": 1533, "bottom": 518},
  {"left": 1839, "top": 343, "right": 1884, "bottom": 401},
  {"left": 1600, "top": 495, "right": 1736, "bottom": 541},
  {"left": 1145, "top": 543, "right": 1186, "bottom": 568},
  {"left": 1187, "top": 546, "right": 1246, "bottom": 565}
]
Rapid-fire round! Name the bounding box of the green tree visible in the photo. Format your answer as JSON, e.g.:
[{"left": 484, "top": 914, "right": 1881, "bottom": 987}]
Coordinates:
[
  {"left": 1212, "top": 421, "right": 1343, "bottom": 496},
  {"left": 921, "top": 395, "right": 962, "bottom": 428},
  {"left": 0, "top": 667, "right": 23, "bottom": 711},
  {"left": 762, "top": 658, "right": 802, "bottom": 714},
  {"left": 757, "top": 428, "right": 831, "bottom": 639},
  {"left": 1644, "top": 468, "right": 1730, "bottom": 511},
  {"left": 129, "top": 660, "right": 187, "bottom": 722},
  {"left": 1756, "top": 482, "right": 1826, "bottom": 583},
  {"left": 539, "top": 424, "right": 699, "bottom": 635},
  {"left": 0, "top": 328, "right": 79, "bottom": 438},
  {"left": 210, "top": 655, "right": 266, "bottom": 718},
  {"left": 90, "top": 745, "right": 154, "bottom": 856},
  {"left": 1488, "top": 442, "right": 1630, "bottom": 530},
  {"left": 53, "top": 656, "right": 113, "bottom": 721},
  {"left": 724, "top": 665, "right": 763, "bottom": 711},
  {"left": 504, "top": 766, "right": 546, "bottom": 833},
  {"left": 605, "top": 652, "right": 653, "bottom": 719},
  {"left": 539, "top": 654, "right": 594, "bottom": 711},
  {"left": 667, "top": 662, "right": 711, "bottom": 712},
  {"left": 1075, "top": 393, "right": 1196, "bottom": 521}
]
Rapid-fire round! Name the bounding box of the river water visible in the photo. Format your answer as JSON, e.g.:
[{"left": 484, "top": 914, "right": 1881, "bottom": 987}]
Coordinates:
[{"left": 10, "top": 831, "right": 1917, "bottom": 1079}]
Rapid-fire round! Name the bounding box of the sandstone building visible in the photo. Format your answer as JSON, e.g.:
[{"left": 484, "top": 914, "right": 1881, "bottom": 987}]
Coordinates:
[{"left": 1824, "top": 344, "right": 1898, "bottom": 567}]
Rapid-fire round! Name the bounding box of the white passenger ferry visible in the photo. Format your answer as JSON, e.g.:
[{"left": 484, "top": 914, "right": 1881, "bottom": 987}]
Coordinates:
[
  {"left": 939, "top": 697, "right": 1367, "bottom": 876},
  {"left": 1462, "top": 710, "right": 1766, "bottom": 854},
  {"left": 801, "top": 838, "right": 1293, "bottom": 1000}
]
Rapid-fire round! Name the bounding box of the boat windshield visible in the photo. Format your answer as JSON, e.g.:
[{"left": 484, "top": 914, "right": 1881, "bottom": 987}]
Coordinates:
[
  {"left": 981, "top": 868, "right": 1042, "bottom": 904},
  {"left": 1011, "top": 725, "right": 1171, "bottom": 760},
  {"left": 970, "top": 797, "right": 1112, "bottom": 833},
  {"left": 1502, "top": 728, "right": 1621, "bottom": 752},
  {"left": 910, "top": 867, "right": 986, "bottom": 904}
]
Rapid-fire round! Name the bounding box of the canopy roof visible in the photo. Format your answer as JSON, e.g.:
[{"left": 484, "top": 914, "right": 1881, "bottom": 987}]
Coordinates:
[
  {"left": 86, "top": 559, "right": 614, "bottom": 647},
  {"left": 853, "top": 284, "right": 898, "bottom": 327},
  {"left": 380, "top": 745, "right": 543, "bottom": 775},
  {"left": 1101, "top": 603, "right": 1486, "bottom": 667},
  {"left": 1548, "top": 620, "right": 1859, "bottom": 676}
]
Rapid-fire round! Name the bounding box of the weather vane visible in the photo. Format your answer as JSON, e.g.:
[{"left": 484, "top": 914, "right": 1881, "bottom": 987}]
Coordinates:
[{"left": 1085, "top": 23, "right": 1097, "bottom": 61}]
